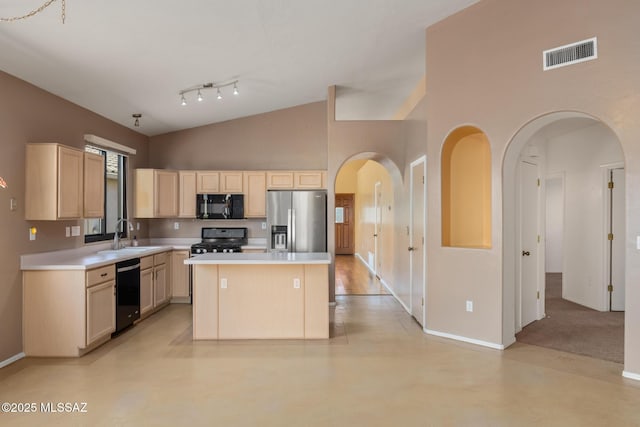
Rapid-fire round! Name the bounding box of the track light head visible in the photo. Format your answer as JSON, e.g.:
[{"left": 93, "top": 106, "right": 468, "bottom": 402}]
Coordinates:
[
  {"left": 197, "top": 90, "right": 203, "bottom": 102},
  {"left": 217, "top": 88, "right": 223, "bottom": 100},
  {"left": 180, "top": 94, "right": 187, "bottom": 106},
  {"left": 233, "top": 83, "right": 239, "bottom": 95}
]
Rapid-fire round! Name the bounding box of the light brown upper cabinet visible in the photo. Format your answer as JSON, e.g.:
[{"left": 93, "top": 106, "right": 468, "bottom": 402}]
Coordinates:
[
  {"left": 83, "top": 152, "right": 105, "bottom": 218},
  {"left": 266, "top": 171, "right": 294, "bottom": 189},
  {"left": 134, "top": 169, "right": 179, "bottom": 218},
  {"left": 196, "top": 171, "right": 219, "bottom": 193},
  {"left": 220, "top": 171, "right": 243, "bottom": 193},
  {"left": 26, "top": 143, "right": 84, "bottom": 220},
  {"left": 294, "top": 171, "right": 326, "bottom": 189},
  {"left": 243, "top": 171, "right": 267, "bottom": 218},
  {"left": 266, "top": 171, "right": 327, "bottom": 189},
  {"left": 178, "top": 171, "right": 196, "bottom": 218}
]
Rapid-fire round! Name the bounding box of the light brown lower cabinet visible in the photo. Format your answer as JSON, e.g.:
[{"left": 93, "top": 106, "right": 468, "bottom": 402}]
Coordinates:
[
  {"left": 23, "top": 265, "right": 116, "bottom": 357},
  {"left": 171, "top": 250, "right": 190, "bottom": 301},
  {"left": 192, "top": 263, "right": 328, "bottom": 340},
  {"left": 140, "top": 266, "right": 154, "bottom": 315}
]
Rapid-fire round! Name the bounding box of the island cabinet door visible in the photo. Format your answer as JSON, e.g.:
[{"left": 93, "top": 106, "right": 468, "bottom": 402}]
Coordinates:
[{"left": 218, "top": 265, "right": 304, "bottom": 339}]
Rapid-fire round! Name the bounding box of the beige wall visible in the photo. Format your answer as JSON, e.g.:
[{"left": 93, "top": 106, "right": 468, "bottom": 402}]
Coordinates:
[
  {"left": 425, "top": 0, "right": 640, "bottom": 374},
  {"left": 355, "top": 161, "right": 394, "bottom": 284},
  {"left": 335, "top": 159, "right": 365, "bottom": 194},
  {"left": 149, "top": 102, "right": 327, "bottom": 170},
  {"left": 0, "top": 70, "right": 149, "bottom": 362}
]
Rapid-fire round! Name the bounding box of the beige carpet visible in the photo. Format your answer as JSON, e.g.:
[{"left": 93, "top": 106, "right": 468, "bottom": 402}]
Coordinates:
[{"left": 516, "top": 273, "right": 624, "bottom": 364}]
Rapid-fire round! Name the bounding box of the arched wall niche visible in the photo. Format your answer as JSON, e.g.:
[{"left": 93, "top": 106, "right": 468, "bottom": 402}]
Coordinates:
[{"left": 441, "top": 126, "right": 492, "bottom": 248}]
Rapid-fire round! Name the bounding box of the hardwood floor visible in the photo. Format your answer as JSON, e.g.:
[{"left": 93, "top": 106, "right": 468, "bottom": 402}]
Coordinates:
[{"left": 335, "top": 254, "right": 389, "bottom": 295}]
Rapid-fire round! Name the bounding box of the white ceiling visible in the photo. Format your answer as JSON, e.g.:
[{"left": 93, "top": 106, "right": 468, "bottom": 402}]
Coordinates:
[{"left": 0, "top": 0, "right": 478, "bottom": 136}]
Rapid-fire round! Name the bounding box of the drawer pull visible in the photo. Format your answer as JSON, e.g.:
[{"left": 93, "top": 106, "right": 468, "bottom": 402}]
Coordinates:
[{"left": 100, "top": 273, "right": 108, "bottom": 277}]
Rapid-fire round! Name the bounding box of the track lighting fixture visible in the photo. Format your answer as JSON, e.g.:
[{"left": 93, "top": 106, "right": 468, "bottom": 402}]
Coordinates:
[
  {"left": 178, "top": 80, "right": 239, "bottom": 106},
  {"left": 132, "top": 113, "right": 142, "bottom": 127}
]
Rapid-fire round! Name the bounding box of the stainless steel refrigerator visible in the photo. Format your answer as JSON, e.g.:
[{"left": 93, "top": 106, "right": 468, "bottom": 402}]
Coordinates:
[{"left": 266, "top": 190, "right": 327, "bottom": 252}]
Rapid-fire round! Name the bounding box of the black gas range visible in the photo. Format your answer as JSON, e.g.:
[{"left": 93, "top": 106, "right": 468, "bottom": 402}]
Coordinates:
[{"left": 190, "top": 227, "right": 248, "bottom": 255}]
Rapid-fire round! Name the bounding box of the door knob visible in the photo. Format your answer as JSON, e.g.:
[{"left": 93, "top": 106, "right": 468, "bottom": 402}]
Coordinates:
[{"left": 522, "top": 251, "right": 531, "bottom": 256}]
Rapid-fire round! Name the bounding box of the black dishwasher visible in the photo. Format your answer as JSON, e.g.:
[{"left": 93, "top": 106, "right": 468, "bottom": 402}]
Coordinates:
[{"left": 114, "top": 257, "right": 141, "bottom": 334}]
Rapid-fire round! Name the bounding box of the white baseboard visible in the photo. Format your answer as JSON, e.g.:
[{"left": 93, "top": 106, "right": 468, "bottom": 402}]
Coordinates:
[
  {"left": 353, "top": 253, "right": 412, "bottom": 314},
  {"left": 622, "top": 371, "right": 640, "bottom": 382},
  {"left": 354, "top": 252, "right": 375, "bottom": 274},
  {"left": 0, "top": 352, "right": 25, "bottom": 369},
  {"left": 425, "top": 329, "right": 505, "bottom": 350}
]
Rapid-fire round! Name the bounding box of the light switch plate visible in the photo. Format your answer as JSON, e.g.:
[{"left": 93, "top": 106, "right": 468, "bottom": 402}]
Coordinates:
[
  {"left": 174, "top": 222, "right": 180, "bottom": 230},
  {"left": 9, "top": 197, "right": 17, "bottom": 211},
  {"left": 220, "top": 278, "right": 227, "bottom": 289},
  {"left": 293, "top": 278, "right": 300, "bottom": 289},
  {"left": 71, "top": 226, "right": 81, "bottom": 236},
  {"left": 262, "top": 222, "right": 267, "bottom": 230},
  {"left": 65, "top": 227, "right": 71, "bottom": 237},
  {"left": 466, "top": 300, "right": 473, "bottom": 312}
]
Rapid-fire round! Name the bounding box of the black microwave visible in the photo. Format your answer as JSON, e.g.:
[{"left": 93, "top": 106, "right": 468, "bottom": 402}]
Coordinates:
[{"left": 196, "top": 194, "right": 244, "bottom": 219}]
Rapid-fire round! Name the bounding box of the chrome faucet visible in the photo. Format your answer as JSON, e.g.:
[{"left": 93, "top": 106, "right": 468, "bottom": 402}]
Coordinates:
[{"left": 113, "top": 218, "right": 132, "bottom": 249}]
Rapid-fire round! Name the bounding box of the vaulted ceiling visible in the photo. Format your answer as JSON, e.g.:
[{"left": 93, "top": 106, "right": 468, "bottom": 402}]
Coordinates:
[{"left": 0, "top": 0, "right": 478, "bottom": 136}]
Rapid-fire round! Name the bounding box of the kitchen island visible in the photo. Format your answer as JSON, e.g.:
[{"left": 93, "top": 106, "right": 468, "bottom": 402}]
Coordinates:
[{"left": 185, "top": 252, "right": 330, "bottom": 340}]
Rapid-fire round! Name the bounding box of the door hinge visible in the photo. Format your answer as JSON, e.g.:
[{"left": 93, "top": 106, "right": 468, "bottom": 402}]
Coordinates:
[
  {"left": 537, "top": 291, "right": 540, "bottom": 299},
  {"left": 608, "top": 233, "right": 614, "bottom": 241},
  {"left": 537, "top": 235, "right": 540, "bottom": 243},
  {"left": 422, "top": 176, "right": 425, "bottom": 184},
  {"left": 422, "top": 236, "right": 424, "bottom": 245},
  {"left": 537, "top": 178, "right": 540, "bottom": 187},
  {"left": 608, "top": 181, "right": 614, "bottom": 189},
  {"left": 608, "top": 284, "right": 613, "bottom": 292},
  {"left": 421, "top": 297, "right": 424, "bottom": 306}
]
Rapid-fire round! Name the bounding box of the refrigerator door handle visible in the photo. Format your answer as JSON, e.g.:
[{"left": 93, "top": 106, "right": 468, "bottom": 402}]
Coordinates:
[
  {"left": 287, "top": 209, "right": 293, "bottom": 251},
  {"left": 291, "top": 208, "right": 296, "bottom": 252}
]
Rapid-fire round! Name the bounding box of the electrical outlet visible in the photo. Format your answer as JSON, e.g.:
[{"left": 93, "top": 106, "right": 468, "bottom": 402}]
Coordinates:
[
  {"left": 65, "top": 227, "right": 71, "bottom": 237},
  {"left": 29, "top": 227, "right": 36, "bottom": 241},
  {"left": 137, "top": 222, "right": 140, "bottom": 230},
  {"left": 9, "top": 197, "right": 17, "bottom": 211},
  {"left": 466, "top": 300, "right": 473, "bottom": 312},
  {"left": 174, "top": 222, "right": 180, "bottom": 230},
  {"left": 293, "top": 278, "right": 300, "bottom": 289},
  {"left": 220, "top": 278, "right": 227, "bottom": 289},
  {"left": 71, "top": 226, "right": 80, "bottom": 236},
  {"left": 262, "top": 222, "right": 267, "bottom": 230}
]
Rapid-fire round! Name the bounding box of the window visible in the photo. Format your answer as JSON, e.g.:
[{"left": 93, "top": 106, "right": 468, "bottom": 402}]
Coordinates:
[{"left": 84, "top": 146, "right": 128, "bottom": 243}]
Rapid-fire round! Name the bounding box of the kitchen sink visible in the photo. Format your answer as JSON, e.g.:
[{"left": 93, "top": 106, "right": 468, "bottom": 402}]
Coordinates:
[{"left": 98, "top": 246, "right": 163, "bottom": 255}]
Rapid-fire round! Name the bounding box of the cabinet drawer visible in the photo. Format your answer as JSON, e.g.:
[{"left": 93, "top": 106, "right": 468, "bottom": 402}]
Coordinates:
[
  {"left": 154, "top": 252, "right": 168, "bottom": 266},
  {"left": 140, "top": 256, "right": 153, "bottom": 270},
  {"left": 86, "top": 265, "right": 115, "bottom": 287}
]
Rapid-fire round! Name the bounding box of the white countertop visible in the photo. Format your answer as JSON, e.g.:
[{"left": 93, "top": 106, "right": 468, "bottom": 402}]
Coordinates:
[
  {"left": 186, "top": 252, "right": 331, "bottom": 265},
  {"left": 21, "top": 245, "right": 176, "bottom": 271}
]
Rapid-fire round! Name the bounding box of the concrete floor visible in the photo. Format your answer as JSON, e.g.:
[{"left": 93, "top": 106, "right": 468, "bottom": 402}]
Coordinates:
[{"left": 1, "top": 296, "right": 639, "bottom": 426}]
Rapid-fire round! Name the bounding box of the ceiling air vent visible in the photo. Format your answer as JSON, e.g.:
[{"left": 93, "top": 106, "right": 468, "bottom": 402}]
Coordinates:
[{"left": 543, "top": 37, "right": 597, "bottom": 71}]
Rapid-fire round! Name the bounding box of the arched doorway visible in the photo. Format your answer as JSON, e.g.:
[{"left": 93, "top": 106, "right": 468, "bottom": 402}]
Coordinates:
[
  {"left": 502, "top": 112, "right": 626, "bottom": 363},
  {"left": 334, "top": 157, "right": 395, "bottom": 295}
]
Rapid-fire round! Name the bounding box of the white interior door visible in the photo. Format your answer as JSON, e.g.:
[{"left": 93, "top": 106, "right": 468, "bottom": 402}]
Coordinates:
[
  {"left": 373, "top": 182, "right": 382, "bottom": 276},
  {"left": 410, "top": 158, "right": 426, "bottom": 327},
  {"left": 610, "top": 168, "right": 625, "bottom": 311},
  {"left": 520, "top": 161, "right": 540, "bottom": 328}
]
